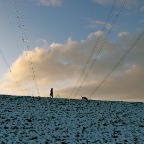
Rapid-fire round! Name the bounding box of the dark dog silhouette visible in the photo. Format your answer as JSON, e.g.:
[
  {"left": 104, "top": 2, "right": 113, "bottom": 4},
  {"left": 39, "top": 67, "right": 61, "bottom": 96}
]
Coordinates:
[{"left": 81, "top": 96, "right": 88, "bottom": 100}]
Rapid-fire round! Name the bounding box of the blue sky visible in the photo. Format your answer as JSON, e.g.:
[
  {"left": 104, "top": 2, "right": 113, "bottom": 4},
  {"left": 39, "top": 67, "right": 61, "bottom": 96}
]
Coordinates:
[{"left": 0, "top": 0, "right": 144, "bottom": 101}]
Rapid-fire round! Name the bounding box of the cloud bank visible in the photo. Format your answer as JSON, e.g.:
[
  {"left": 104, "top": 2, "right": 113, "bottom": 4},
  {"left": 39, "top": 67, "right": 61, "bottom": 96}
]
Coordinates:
[{"left": 1, "top": 31, "right": 144, "bottom": 101}]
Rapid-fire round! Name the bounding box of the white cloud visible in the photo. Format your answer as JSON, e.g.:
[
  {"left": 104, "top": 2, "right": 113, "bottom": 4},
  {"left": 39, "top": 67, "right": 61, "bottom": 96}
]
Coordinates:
[
  {"left": 88, "top": 31, "right": 103, "bottom": 39},
  {"left": 118, "top": 32, "right": 129, "bottom": 38},
  {"left": 0, "top": 31, "right": 144, "bottom": 101},
  {"left": 140, "top": 5, "right": 144, "bottom": 12},
  {"left": 92, "top": 0, "right": 113, "bottom": 5},
  {"left": 38, "top": 0, "right": 62, "bottom": 6},
  {"left": 92, "top": 0, "right": 137, "bottom": 6},
  {"left": 88, "top": 20, "right": 112, "bottom": 29},
  {"left": 36, "top": 39, "right": 48, "bottom": 46}
]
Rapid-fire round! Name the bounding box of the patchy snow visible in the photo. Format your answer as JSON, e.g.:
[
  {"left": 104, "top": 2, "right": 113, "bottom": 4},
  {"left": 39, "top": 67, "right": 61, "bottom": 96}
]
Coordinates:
[{"left": 0, "top": 95, "right": 144, "bottom": 143}]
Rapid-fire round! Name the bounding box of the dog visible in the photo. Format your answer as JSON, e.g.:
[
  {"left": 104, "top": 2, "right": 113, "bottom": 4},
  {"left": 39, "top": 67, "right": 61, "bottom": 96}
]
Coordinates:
[{"left": 81, "top": 96, "right": 88, "bottom": 100}]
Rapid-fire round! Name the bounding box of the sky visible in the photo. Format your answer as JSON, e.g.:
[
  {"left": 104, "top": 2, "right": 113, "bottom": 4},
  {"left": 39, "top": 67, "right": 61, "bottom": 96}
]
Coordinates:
[{"left": 0, "top": 0, "right": 144, "bottom": 101}]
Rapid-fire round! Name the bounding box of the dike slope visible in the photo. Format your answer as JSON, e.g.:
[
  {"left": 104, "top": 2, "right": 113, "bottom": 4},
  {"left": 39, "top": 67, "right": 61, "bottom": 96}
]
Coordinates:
[{"left": 0, "top": 95, "right": 144, "bottom": 143}]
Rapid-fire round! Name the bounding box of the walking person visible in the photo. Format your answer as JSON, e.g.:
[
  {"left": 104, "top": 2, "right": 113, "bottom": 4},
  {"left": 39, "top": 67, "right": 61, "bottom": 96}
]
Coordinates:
[{"left": 50, "top": 88, "right": 53, "bottom": 98}]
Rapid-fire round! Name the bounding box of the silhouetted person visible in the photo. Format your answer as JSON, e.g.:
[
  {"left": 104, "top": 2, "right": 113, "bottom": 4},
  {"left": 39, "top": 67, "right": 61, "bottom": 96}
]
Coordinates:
[
  {"left": 81, "top": 96, "right": 88, "bottom": 100},
  {"left": 50, "top": 88, "right": 53, "bottom": 98}
]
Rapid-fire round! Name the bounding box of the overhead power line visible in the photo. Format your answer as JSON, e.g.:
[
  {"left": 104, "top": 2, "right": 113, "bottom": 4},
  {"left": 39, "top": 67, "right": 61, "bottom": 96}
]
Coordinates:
[
  {"left": 68, "top": 0, "right": 118, "bottom": 99},
  {"left": 13, "top": 0, "right": 40, "bottom": 96},
  {"left": 3, "top": 0, "right": 34, "bottom": 96},
  {"left": 89, "top": 30, "right": 144, "bottom": 98},
  {"left": 3, "top": 0, "right": 22, "bottom": 54},
  {"left": 72, "top": 0, "right": 126, "bottom": 99}
]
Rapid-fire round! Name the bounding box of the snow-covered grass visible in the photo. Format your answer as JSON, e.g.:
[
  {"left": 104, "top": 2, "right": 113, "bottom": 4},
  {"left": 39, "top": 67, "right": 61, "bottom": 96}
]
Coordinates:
[{"left": 0, "top": 95, "right": 144, "bottom": 143}]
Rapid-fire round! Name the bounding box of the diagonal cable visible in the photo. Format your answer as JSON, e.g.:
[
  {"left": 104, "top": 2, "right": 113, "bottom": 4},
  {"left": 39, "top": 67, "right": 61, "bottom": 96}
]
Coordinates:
[
  {"left": 13, "top": 0, "right": 40, "bottom": 96},
  {"left": 3, "top": 0, "right": 34, "bottom": 96},
  {"left": 89, "top": 30, "right": 144, "bottom": 98},
  {"left": 73, "top": 0, "right": 126, "bottom": 98},
  {"left": 68, "top": 0, "right": 118, "bottom": 98}
]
